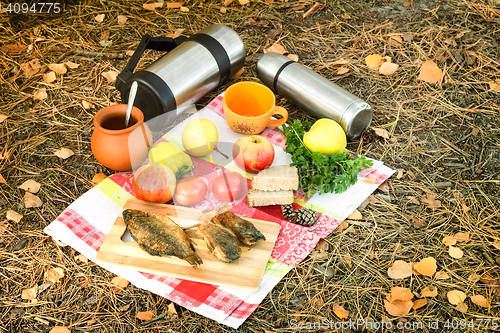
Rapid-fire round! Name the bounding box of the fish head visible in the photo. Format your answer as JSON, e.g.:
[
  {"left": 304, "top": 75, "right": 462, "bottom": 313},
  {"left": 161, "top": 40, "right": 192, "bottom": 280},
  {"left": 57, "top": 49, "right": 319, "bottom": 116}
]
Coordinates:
[{"left": 122, "top": 209, "right": 149, "bottom": 225}]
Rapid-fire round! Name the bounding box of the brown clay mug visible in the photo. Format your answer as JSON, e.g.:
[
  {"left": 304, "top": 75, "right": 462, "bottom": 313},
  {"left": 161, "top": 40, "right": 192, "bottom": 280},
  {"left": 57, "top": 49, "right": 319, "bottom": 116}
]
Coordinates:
[{"left": 91, "top": 104, "right": 152, "bottom": 172}]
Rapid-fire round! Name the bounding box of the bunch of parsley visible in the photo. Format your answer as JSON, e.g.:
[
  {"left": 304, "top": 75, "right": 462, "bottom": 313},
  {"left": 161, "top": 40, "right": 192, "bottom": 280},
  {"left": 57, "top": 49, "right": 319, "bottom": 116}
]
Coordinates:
[{"left": 279, "top": 119, "right": 373, "bottom": 198}]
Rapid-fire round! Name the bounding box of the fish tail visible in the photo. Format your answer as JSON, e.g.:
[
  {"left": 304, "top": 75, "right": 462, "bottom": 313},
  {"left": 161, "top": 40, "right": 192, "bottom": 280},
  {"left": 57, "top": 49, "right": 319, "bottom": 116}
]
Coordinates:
[{"left": 185, "top": 253, "right": 203, "bottom": 268}]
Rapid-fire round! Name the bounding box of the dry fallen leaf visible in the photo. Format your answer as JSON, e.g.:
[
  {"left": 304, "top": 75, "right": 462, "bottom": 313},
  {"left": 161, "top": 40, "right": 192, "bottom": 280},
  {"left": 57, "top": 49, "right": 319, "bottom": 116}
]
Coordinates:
[
  {"left": 347, "top": 209, "right": 362, "bottom": 220},
  {"left": 220, "top": 7, "right": 227, "bottom": 13},
  {"left": 24, "top": 192, "right": 42, "bottom": 208},
  {"left": 365, "top": 54, "right": 384, "bottom": 70},
  {"left": 373, "top": 127, "right": 390, "bottom": 139},
  {"left": 387, "top": 260, "right": 412, "bottom": 280},
  {"left": 0, "top": 114, "right": 9, "bottom": 123},
  {"left": 33, "top": 88, "right": 48, "bottom": 100},
  {"left": 82, "top": 100, "right": 94, "bottom": 110},
  {"left": 166, "top": 2, "right": 183, "bottom": 8},
  {"left": 45, "top": 267, "right": 64, "bottom": 283},
  {"left": 18, "top": 179, "right": 41, "bottom": 193},
  {"left": 449, "top": 245, "right": 464, "bottom": 259},
  {"left": 442, "top": 235, "right": 457, "bottom": 246},
  {"left": 287, "top": 54, "right": 299, "bottom": 62},
  {"left": 238, "top": 0, "right": 249, "bottom": 5},
  {"left": 20, "top": 58, "right": 41, "bottom": 77},
  {"left": 92, "top": 173, "right": 108, "bottom": 187},
  {"left": 65, "top": 61, "right": 80, "bottom": 69},
  {"left": 413, "top": 257, "right": 437, "bottom": 277},
  {"left": 396, "top": 169, "right": 404, "bottom": 179},
  {"left": 447, "top": 290, "right": 467, "bottom": 305},
  {"left": 403, "top": 33, "right": 413, "bottom": 42},
  {"left": 403, "top": 2, "right": 411, "bottom": 6},
  {"left": 21, "top": 286, "right": 37, "bottom": 300},
  {"left": 0, "top": 173, "right": 6, "bottom": 183},
  {"left": 6, "top": 210, "right": 23, "bottom": 223},
  {"left": 95, "top": 13, "right": 105, "bottom": 22},
  {"left": 102, "top": 70, "right": 119, "bottom": 83},
  {"left": 111, "top": 276, "right": 129, "bottom": 292},
  {"left": 379, "top": 62, "right": 399, "bottom": 75},
  {"left": 412, "top": 298, "right": 427, "bottom": 310},
  {"left": 136, "top": 311, "right": 154, "bottom": 321},
  {"left": 454, "top": 232, "right": 470, "bottom": 242},
  {"left": 435, "top": 271, "right": 450, "bottom": 280},
  {"left": 456, "top": 301, "right": 468, "bottom": 313},
  {"left": 117, "top": 15, "right": 128, "bottom": 24},
  {"left": 180, "top": 6, "right": 189, "bottom": 11},
  {"left": 491, "top": 240, "right": 500, "bottom": 250},
  {"left": 1, "top": 44, "right": 28, "bottom": 54},
  {"left": 384, "top": 299, "right": 413, "bottom": 316},
  {"left": 421, "top": 286, "right": 438, "bottom": 298},
  {"left": 49, "top": 327, "right": 71, "bottom": 333},
  {"left": 489, "top": 81, "right": 500, "bottom": 93},
  {"left": 166, "top": 302, "right": 178, "bottom": 318},
  {"left": 385, "top": 287, "right": 413, "bottom": 302},
  {"left": 54, "top": 147, "right": 74, "bottom": 159},
  {"left": 292, "top": 4, "right": 305, "bottom": 11},
  {"left": 43, "top": 71, "right": 57, "bottom": 83},
  {"left": 417, "top": 60, "right": 442, "bottom": 84},
  {"left": 154, "top": 0, "right": 164, "bottom": 7},
  {"left": 266, "top": 43, "right": 287, "bottom": 55},
  {"left": 468, "top": 274, "right": 481, "bottom": 283},
  {"left": 224, "top": 0, "right": 233, "bottom": 5},
  {"left": 48, "top": 63, "right": 67, "bottom": 75},
  {"left": 388, "top": 35, "right": 403, "bottom": 45},
  {"left": 337, "top": 67, "right": 350, "bottom": 75},
  {"left": 75, "top": 254, "right": 88, "bottom": 263},
  {"left": 470, "top": 295, "right": 489, "bottom": 308},
  {"left": 343, "top": 252, "right": 352, "bottom": 267},
  {"left": 341, "top": 12, "right": 351, "bottom": 19},
  {"left": 332, "top": 303, "right": 349, "bottom": 319},
  {"left": 461, "top": 203, "right": 471, "bottom": 213},
  {"left": 421, "top": 193, "right": 441, "bottom": 209}
]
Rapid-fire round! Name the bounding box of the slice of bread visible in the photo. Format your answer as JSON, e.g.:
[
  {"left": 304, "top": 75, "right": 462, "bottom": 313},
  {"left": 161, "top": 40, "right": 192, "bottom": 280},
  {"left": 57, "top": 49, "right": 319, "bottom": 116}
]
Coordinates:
[
  {"left": 247, "top": 189, "right": 294, "bottom": 207},
  {"left": 251, "top": 166, "right": 298, "bottom": 191}
]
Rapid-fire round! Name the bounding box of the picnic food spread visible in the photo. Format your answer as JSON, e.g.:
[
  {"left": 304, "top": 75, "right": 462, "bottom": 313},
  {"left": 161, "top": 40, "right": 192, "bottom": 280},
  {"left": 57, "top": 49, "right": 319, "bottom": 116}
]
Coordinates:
[{"left": 46, "top": 23, "right": 381, "bottom": 328}]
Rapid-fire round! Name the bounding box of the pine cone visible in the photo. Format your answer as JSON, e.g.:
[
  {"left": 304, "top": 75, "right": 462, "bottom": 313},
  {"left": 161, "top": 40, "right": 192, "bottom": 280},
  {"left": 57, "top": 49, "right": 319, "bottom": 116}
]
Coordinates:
[
  {"left": 281, "top": 204, "right": 296, "bottom": 220},
  {"left": 290, "top": 208, "right": 318, "bottom": 226}
]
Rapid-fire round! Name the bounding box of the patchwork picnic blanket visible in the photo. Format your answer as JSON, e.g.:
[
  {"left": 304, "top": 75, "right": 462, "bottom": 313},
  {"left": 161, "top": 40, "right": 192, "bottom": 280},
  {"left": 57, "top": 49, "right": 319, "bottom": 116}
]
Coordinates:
[{"left": 44, "top": 93, "right": 395, "bottom": 328}]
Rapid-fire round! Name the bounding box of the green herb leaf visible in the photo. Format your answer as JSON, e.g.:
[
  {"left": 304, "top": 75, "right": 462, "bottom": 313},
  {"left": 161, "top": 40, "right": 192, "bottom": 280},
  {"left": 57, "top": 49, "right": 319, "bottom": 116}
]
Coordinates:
[{"left": 279, "top": 119, "right": 373, "bottom": 198}]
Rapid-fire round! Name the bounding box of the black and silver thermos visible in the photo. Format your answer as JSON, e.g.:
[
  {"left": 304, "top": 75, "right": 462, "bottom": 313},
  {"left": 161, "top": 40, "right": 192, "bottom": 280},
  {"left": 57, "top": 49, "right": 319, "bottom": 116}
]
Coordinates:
[{"left": 116, "top": 25, "right": 245, "bottom": 126}]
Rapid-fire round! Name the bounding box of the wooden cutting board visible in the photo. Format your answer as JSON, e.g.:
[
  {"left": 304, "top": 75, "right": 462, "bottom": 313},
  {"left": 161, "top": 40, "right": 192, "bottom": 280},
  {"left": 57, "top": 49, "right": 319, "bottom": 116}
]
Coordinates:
[{"left": 96, "top": 199, "right": 281, "bottom": 291}]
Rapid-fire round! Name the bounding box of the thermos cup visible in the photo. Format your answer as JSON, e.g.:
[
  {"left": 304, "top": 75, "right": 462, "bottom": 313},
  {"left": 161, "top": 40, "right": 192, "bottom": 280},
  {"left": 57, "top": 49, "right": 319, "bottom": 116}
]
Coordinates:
[
  {"left": 256, "top": 52, "right": 372, "bottom": 139},
  {"left": 116, "top": 25, "right": 245, "bottom": 127}
]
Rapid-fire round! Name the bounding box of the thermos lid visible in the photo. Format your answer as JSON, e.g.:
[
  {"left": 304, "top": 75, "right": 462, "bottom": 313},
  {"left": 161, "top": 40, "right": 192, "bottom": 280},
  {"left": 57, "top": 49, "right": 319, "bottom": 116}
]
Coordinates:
[{"left": 257, "top": 52, "right": 372, "bottom": 139}]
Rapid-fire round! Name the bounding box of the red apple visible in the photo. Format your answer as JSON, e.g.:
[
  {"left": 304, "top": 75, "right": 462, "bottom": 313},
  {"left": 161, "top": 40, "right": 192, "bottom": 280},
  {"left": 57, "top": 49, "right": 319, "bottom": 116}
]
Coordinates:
[
  {"left": 232, "top": 135, "right": 275, "bottom": 173},
  {"left": 132, "top": 164, "right": 176, "bottom": 203}
]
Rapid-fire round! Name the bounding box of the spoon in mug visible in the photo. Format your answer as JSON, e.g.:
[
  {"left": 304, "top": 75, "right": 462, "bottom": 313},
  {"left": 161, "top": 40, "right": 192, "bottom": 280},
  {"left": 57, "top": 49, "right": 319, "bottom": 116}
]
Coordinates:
[{"left": 125, "top": 81, "right": 138, "bottom": 128}]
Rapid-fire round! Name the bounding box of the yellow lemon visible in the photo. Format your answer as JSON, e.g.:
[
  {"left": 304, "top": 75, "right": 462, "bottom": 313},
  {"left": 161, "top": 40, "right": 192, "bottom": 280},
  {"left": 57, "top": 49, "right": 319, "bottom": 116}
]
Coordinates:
[
  {"left": 303, "top": 118, "right": 347, "bottom": 155},
  {"left": 182, "top": 118, "right": 219, "bottom": 156}
]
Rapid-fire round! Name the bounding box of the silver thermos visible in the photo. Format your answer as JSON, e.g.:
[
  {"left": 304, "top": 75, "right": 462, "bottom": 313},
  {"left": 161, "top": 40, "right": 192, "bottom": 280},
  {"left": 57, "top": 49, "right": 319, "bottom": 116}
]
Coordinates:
[
  {"left": 256, "top": 53, "right": 372, "bottom": 139},
  {"left": 116, "top": 25, "right": 245, "bottom": 126}
]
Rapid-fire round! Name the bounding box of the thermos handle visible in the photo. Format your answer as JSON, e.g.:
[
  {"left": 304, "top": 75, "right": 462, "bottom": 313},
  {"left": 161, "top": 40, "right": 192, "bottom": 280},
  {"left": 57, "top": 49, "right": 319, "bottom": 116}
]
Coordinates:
[{"left": 115, "top": 34, "right": 187, "bottom": 92}]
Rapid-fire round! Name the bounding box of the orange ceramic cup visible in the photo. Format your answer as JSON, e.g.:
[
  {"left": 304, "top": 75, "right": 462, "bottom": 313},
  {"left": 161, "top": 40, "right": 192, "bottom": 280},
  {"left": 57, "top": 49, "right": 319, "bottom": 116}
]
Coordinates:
[{"left": 223, "top": 81, "right": 288, "bottom": 134}]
